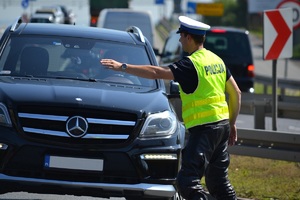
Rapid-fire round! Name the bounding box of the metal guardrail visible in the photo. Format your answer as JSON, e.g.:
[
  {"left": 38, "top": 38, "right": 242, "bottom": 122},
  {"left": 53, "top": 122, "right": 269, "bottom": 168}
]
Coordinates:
[
  {"left": 229, "top": 128, "right": 300, "bottom": 162},
  {"left": 240, "top": 93, "right": 300, "bottom": 123},
  {"left": 255, "top": 74, "right": 300, "bottom": 93}
]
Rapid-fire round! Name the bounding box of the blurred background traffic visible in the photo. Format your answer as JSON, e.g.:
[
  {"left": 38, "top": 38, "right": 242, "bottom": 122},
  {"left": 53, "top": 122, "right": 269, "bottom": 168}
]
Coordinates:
[
  {"left": 1, "top": 0, "right": 299, "bottom": 59},
  {"left": 0, "top": 0, "right": 176, "bottom": 31}
]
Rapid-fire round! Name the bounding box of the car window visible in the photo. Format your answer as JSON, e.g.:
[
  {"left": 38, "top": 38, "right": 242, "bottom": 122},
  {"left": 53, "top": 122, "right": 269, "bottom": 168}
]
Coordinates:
[
  {"left": 0, "top": 35, "right": 155, "bottom": 87},
  {"left": 30, "top": 18, "right": 52, "bottom": 23},
  {"left": 205, "top": 32, "right": 252, "bottom": 62},
  {"left": 162, "top": 32, "right": 181, "bottom": 57},
  {"left": 160, "top": 31, "right": 188, "bottom": 65}
]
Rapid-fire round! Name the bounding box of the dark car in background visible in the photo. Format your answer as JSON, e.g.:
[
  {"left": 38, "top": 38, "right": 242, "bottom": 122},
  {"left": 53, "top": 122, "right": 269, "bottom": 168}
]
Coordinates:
[
  {"left": 34, "top": 6, "right": 65, "bottom": 24},
  {"left": 29, "top": 13, "right": 56, "bottom": 23},
  {"left": 160, "top": 27, "right": 255, "bottom": 93},
  {"left": 0, "top": 17, "right": 185, "bottom": 200},
  {"left": 34, "top": 5, "right": 76, "bottom": 25}
]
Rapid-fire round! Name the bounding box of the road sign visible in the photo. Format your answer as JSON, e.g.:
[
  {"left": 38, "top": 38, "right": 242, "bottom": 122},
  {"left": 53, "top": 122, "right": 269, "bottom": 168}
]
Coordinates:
[
  {"left": 196, "top": 3, "right": 224, "bottom": 16},
  {"left": 155, "top": 0, "right": 164, "bottom": 5},
  {"left": 187, "top": 2, "right": 196, "bottom": 14},
  {"left": 263, "top": 8, "right": 293, "bottom": 60},
  {"left": 21, "top": 0, "right": 29, "bottom": 9},
  {"left": 277, "top": 0, "right": 300, "bottom": 29}
]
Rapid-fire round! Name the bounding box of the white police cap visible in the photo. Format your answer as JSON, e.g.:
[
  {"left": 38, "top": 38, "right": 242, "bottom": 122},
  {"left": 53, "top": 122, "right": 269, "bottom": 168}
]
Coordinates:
[{"left": 176, "top": 16, "right": 210, "bottom": 35}]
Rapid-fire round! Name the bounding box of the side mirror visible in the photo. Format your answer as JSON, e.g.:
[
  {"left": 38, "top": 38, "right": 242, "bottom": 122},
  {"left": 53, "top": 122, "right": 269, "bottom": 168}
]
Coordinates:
[
  {"left": 168, "top": 80, "right": 180, "bottom": 98},
  {"left": 168, "top": 80, "right": 182, "bottom": 122},
  {"left": 153, "top": 48, "right": 161, "bottom": 56}
]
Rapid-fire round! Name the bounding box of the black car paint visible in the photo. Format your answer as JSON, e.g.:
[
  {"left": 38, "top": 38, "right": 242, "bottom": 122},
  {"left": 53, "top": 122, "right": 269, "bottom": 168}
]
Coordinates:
[{"left": 0, "top": 19, "right": 185, "bottom": 199}]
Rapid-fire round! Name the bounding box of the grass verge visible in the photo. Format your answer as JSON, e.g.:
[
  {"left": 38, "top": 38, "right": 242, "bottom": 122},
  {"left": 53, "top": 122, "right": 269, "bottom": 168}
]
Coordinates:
[
  {"left": 201, "top": 156, "right": 300, "bottom": 200},
  {"left": 229, "top": 155, "right": 300, "bottom": 200}
]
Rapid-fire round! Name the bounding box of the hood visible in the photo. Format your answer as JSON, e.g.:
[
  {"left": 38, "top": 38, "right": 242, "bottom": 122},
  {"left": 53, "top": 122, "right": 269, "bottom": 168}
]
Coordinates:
[{"left": 0, "top": 77, "right": 170, "bottom": 118}]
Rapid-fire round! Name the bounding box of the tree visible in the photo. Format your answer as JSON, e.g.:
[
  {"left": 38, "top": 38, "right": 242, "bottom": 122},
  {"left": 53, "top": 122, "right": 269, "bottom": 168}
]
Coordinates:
[{"left": 203, "top": 0, "right": 247, "bottom": 28}]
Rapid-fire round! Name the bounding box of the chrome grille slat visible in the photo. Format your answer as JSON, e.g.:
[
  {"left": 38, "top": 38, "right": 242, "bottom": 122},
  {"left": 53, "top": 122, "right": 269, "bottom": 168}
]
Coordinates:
[
  {"left": 23, "top": 127, "right": 129, "bottom": 139},
  {"left": 18, "top": 113, "right": 68, "bottom": 121},
  {"left": 18, "top": 111, "right": 136, "bottom": 142},
  {"left": 87, "top": 118, "right": 135, "bottom": 126}
]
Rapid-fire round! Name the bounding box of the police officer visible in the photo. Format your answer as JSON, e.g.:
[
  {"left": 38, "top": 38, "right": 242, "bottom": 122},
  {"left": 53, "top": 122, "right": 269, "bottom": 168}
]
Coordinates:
[{"left": 101, "top": 16, "right": 241, "bottom": 200}]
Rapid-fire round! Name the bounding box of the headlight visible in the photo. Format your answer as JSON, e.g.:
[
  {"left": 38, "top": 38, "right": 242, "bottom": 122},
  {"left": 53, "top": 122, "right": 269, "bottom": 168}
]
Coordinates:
[
  {"left": 140, "top": 153, "right": 177, "bottom": 160},
  {"left": 0, "top": 103, "right": 12, "bottom": 127},
  {"left": 139, "top": 110, "right": 177, "bottom": 138}
]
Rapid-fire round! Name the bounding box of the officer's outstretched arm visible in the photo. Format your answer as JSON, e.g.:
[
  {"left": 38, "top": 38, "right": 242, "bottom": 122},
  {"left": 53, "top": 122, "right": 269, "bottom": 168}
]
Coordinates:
[{"left": 100, "top": 59, "right": 174, "bottom": 80}]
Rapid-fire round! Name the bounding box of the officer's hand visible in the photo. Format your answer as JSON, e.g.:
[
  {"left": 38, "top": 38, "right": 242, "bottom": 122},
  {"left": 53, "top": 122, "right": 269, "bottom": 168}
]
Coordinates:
[
  {"left": 100, "top": 59, "right": 122, "bottom": 71},
  {"left": 228, "top": 124, "right": 237, "bottom": 146}
]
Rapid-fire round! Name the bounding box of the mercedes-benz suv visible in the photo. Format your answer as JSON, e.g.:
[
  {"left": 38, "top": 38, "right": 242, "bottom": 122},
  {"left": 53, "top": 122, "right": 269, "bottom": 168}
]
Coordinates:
[{"left": 0, "top": 17, "right": 185, "bottom": 200}]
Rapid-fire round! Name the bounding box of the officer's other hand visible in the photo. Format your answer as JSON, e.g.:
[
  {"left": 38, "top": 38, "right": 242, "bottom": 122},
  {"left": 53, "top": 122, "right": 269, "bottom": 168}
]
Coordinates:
[{"left": 228, "top": 124, "right": 237, "bottom": 146}]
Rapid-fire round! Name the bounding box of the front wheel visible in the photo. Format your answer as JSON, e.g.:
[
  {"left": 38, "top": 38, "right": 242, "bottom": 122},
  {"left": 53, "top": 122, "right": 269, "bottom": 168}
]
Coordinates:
[
  {"left": 169, "top": 192, "right": 184, "bottom": 200},
  {"left": 125, "top": 192, "right": 184, "bottom": 200}
]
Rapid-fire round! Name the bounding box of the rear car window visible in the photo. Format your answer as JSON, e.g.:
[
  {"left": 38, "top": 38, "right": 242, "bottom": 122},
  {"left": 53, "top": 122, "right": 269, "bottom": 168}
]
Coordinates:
[{"left": 205, "top": 31, "right": 252, "bottom": 63}]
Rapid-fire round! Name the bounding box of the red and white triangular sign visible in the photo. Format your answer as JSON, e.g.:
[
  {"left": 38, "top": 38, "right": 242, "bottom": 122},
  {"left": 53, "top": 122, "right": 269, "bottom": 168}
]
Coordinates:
[{"left": 263, "top": 8, "right": 293, "bottom": 60}]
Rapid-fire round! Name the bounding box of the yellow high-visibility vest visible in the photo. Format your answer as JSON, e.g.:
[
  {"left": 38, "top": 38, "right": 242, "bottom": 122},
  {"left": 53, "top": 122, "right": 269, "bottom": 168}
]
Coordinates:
[{"left": 180, "top": 49, "right": 229, "bottom": 129}]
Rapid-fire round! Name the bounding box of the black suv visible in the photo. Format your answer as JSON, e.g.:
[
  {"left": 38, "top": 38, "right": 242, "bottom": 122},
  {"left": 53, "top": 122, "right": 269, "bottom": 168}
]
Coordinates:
[
  {"left": 160, "top": 27, "right": 255, "bottom": 93},
  {"left": 0, "top": 18, "right": 185, "bottom": 200}
]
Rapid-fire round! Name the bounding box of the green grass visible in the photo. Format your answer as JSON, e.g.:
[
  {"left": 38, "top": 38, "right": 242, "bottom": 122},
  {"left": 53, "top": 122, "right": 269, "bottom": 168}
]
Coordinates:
[
  {"left": 293, "top": 44, "right": 300, "bottom": 59},
  {"left": 201, "top": 156, "right": 300, "bottom": 200},
  {"left": 229, "top": 156, "right": 300, "bottom": 200}
]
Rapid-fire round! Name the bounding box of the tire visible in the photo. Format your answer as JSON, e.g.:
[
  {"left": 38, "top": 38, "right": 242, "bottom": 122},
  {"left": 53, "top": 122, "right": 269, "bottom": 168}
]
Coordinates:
[
  {"left": 125, "top": 192, "right": 183, "bottom": 200},
  {"left": 169, "top": 191, "right": 184, "bottom": 200}
]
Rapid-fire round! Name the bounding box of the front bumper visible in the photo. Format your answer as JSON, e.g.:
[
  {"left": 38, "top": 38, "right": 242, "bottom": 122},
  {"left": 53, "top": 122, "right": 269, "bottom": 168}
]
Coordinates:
[
  {"left": 0, "top": 128, "right": 183, "bottom": 198},
  {"left": 0, "top": 173, "right": 176, "bottom": 198}
]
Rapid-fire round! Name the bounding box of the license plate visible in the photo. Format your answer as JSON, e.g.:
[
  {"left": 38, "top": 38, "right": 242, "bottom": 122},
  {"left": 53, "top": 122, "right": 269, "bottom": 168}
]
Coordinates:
[{"left": 44, "top": 155, "right": 103, "bottom": 171}]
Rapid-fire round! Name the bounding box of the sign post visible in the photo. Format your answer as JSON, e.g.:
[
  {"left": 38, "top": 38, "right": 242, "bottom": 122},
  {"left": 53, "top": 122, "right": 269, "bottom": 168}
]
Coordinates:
[{"left": 263, "top": 8, "right": 293, "bottom": 131}]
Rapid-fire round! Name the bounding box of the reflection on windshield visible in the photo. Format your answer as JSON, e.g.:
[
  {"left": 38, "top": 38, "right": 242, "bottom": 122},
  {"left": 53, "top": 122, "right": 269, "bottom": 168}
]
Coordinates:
[{"left": 0, "top": 36, "right": 155, "bottom": 87}]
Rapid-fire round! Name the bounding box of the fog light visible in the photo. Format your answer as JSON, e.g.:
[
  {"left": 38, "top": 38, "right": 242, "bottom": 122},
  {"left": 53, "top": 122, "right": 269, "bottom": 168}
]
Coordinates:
[
  {"left": 140, "top": 154, "right": 177, "bottom": 160},
  {"left": 0, "top": 143, "right": 8, "bottom": 150}
]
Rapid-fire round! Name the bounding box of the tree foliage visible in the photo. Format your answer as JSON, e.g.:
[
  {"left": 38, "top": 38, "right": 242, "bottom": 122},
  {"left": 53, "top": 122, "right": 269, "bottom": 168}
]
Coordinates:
[{"left": 203, "top": 0, "right": 248, "bottom": 28}]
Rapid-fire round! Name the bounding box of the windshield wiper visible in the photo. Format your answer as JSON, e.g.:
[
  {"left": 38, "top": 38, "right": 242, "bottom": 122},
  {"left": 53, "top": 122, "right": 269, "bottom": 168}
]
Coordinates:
[{"left": 53, "top": 76, "right": 97, "bottom": 82}]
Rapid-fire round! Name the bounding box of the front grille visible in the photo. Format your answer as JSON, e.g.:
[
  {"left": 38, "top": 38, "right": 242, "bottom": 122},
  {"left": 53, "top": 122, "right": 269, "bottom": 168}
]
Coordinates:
[{"left": 17, "top": 106, "right": 138, "bottom": 145}]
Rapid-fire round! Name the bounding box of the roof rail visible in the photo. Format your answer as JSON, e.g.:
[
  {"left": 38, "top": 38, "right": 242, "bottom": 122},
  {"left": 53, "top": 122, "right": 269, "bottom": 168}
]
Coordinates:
[
  {"left": 10, "top": 17, "right": 22, "bottom": 32},
  {"left": 126, "top": 26, "right": 145, "bottom": 43}
]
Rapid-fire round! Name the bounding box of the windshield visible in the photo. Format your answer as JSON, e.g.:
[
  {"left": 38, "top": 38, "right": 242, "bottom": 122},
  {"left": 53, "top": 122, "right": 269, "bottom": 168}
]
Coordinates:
[{"left": 0, "top": 35, "right": 155, "bottom": 87}]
